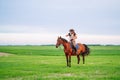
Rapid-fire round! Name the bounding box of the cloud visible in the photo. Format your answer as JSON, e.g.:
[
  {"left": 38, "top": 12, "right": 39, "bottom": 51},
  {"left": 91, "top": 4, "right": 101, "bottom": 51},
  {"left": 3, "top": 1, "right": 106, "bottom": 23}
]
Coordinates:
[
  {"left": 0, "top": 0, "right": 120, "bottom": 36},
  {"left": 0, "top": 33, "right": 120, "bottom": 45},
  {"left": 77, "top": 34, "right": 120, "bottom": 45},
  {"left": 0, "top": 33, "right": 58, "bottom": 45}
]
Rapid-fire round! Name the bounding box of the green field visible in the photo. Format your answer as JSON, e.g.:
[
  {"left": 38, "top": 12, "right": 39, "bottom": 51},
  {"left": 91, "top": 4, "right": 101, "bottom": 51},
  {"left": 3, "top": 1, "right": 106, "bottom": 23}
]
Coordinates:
[{"left": 0, "top": 45, "right": 120, "bottom": 80}]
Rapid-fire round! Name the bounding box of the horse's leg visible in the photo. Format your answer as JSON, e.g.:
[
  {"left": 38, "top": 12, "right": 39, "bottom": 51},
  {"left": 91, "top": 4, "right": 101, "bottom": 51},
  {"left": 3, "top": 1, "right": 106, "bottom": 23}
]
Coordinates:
[
  {"left": 68, "top": 55, "right": 71, "bottom": 67},
  {"left": 77, "top": 55, "right": 80, "bottom": 64},
  {"left": 82, "top": 55, "right": 85, "bottom": 64},
  {"left": 65, "top": 55, "right": 69, "bottom": 67}
]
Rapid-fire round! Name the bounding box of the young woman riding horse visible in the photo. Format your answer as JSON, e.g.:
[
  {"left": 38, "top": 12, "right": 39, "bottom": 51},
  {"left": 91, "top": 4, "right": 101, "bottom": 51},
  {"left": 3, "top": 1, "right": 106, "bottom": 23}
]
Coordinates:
[
  {"left": 66, "top": 29, "right": 77, "bottom": 54},
  {"left": 56, "top": 36, "right": 90, "bottom": 67}
]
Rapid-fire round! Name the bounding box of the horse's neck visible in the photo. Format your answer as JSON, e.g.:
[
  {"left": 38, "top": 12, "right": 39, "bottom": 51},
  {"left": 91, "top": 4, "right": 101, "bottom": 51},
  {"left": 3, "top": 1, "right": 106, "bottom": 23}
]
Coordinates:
[{"left": 62, "top": 42, "right": 69, "bottom": 50}]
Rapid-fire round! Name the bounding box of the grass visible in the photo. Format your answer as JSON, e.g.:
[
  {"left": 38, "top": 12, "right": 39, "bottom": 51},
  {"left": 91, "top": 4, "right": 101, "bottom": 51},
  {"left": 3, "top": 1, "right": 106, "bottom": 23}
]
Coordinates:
[
  {"left": 0, "top": 45, "right": 120, "bottom": 80},
  {"left": 0, "top": 46, "right": 62, "bottom": 56}
]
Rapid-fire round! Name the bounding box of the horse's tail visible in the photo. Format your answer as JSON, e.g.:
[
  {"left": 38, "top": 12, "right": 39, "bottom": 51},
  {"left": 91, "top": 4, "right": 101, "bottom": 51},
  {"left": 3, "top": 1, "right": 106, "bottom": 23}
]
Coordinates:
[{"left": 82, "top": 44, "right": 90, "bottom": 56}]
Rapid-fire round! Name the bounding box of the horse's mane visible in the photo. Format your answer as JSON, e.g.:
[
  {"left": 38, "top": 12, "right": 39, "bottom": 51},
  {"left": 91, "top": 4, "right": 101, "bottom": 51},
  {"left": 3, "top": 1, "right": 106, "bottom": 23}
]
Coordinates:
[{"left": 61, "top": 38, "right": 68, "bottom": 43}]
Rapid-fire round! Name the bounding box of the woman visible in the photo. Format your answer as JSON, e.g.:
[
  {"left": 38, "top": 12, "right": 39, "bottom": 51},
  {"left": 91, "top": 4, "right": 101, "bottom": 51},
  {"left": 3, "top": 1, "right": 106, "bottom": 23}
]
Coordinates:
[{"left": 66, "top": 29, "right": 77, "bottom": 53}]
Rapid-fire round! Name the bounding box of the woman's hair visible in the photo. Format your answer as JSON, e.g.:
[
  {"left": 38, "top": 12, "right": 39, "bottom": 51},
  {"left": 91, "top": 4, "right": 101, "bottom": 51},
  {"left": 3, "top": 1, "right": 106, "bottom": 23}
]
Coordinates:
[
  {"left": 69, "top": 29, "right": 74, "bottom": 32},
  {"left": 69, "top": 29, "right": 76, "bottom": 36}
]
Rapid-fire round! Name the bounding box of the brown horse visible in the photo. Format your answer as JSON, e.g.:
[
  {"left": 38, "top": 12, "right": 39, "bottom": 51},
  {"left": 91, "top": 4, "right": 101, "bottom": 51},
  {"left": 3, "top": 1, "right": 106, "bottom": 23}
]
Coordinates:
[{"left": 56, "top": 36, "right": 90, "bottom": 67}]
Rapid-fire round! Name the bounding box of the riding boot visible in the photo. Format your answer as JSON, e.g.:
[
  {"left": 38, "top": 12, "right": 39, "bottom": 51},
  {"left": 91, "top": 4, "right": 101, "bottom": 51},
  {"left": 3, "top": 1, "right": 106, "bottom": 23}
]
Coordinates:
[
  {"left": 71, "top": 41, "right": 77, "bottom": 54},
  {"left": 74, "top": 46, "right": 77, "bottom": 52},
  {"left": 73, "top": 46, "right": 77, "bottom": 54},
  {"left": 74, "top": 46, "right": 79, "bottom": 55}
]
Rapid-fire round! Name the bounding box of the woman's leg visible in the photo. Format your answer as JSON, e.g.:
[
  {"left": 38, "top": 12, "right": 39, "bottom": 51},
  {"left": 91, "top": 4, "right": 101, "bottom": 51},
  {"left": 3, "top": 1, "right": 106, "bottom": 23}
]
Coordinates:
[{"left": 72, "top": 40, "right": 77, "bottom": 52}]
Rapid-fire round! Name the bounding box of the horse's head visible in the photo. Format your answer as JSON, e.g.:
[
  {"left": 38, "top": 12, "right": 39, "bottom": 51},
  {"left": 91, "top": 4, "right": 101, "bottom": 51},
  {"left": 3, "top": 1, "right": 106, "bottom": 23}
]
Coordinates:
[{"left": 56, "top": 36, "right": 63, "bottom": 48}]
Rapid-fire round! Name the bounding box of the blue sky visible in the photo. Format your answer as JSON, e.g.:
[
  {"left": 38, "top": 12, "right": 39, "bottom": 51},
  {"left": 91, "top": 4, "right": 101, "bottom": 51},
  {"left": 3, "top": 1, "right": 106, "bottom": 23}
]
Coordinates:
[{"left": 0, "top": 0, "right": 120, "bottom": 45}]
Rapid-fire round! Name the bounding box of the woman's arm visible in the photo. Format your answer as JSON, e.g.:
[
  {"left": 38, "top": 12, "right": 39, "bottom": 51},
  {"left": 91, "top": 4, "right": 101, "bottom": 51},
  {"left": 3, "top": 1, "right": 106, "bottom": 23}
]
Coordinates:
[{"left": 66, "top": 33, "right": 70, "bottom": 37}]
